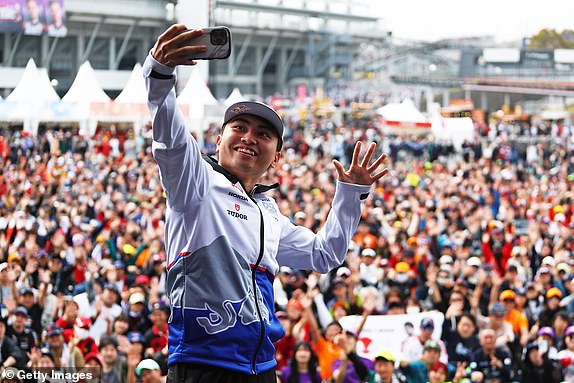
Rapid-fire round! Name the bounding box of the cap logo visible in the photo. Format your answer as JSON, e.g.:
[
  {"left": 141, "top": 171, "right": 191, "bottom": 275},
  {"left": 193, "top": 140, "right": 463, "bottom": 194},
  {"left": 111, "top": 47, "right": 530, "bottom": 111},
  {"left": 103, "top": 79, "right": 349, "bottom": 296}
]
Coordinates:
[{"left": 231, "top": 105, "right": 250, "bottom": 113}]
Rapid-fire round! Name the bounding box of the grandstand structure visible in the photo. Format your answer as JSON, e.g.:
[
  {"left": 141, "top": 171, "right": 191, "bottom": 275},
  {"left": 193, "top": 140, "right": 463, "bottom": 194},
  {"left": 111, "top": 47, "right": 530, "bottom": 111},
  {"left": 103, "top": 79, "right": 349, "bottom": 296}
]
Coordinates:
[
  {"left": 0, "top": 0, "right": 388, "bottom": 99},
  {"left": 0, "top": 0, "right": 174, "bottom": 97},
  {"left": 355, "top": 38, "right": 574, "bottom": 112},
  {"left": 209, "top": 0, "right": 388, "bottom": 98}
]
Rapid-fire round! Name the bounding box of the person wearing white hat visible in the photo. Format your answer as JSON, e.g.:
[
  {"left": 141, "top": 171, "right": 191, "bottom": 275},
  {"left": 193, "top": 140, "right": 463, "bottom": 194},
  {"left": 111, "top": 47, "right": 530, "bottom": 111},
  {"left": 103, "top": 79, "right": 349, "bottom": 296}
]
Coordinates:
[
  {"left": 293, "top": 211, "right": 307, "bottom": 222},
  {"left": 0, "top": 263, "right": 16, "bottom": 302},
  {"left": 541, "top": 256, "right": 556, "bottom": 268},
  {"left": 127, "top": 292, "right": 151, "bottom": 333},
  {"left": 467, "top": 257, "right": 482, "bottom": 268},
  {"left": 438, "top": 255, "right": 454, "bottom": 266},
  {"left": 359, "top": 248, "right": 380, "bottom": 287}
]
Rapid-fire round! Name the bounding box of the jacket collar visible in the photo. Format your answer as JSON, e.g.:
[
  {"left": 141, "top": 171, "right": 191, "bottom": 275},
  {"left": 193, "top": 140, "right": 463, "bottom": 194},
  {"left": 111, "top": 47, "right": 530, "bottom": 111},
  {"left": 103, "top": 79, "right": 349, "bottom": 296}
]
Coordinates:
[{"left": 203, "top": 155, "right": 279, "bottom": 196}]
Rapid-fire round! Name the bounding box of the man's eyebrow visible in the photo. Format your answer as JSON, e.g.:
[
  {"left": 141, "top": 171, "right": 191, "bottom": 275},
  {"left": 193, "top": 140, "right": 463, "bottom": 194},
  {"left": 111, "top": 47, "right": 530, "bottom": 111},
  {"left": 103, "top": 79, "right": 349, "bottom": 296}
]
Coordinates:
[
  {"left": 229, "top": 118, "right": 249, "bottom": 125},
  {"left": 230, "top": 117, "right": 275, "bottom": 135}
]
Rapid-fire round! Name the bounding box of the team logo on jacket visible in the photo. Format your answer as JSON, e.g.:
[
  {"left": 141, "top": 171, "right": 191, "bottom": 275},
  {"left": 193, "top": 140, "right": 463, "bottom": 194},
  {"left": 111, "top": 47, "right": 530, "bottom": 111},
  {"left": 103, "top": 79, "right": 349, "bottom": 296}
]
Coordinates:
[
  {"left": 260, "top": 201, "right": 279, "bottom": 221},
  {"left": 235, "top": 204, "right": 240, "bottom": 211},
  {"left": 195, "top": 288, "right": 270, "bottom": 335}
]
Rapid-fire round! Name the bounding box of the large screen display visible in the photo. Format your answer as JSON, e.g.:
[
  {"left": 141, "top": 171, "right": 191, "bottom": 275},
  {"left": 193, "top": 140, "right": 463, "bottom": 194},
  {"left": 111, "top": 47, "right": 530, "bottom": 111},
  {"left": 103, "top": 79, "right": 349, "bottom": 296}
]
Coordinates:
[{"left": 0, "top": 0, "right": 67, "bottom": 36}]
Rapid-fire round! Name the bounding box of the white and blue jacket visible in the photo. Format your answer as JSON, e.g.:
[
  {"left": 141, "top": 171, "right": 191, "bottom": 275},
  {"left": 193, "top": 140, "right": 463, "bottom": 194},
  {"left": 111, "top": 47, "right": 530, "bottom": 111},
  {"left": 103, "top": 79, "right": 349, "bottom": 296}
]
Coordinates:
[{"left": 143, "top": 53, "right": 371, "bottom": 375}]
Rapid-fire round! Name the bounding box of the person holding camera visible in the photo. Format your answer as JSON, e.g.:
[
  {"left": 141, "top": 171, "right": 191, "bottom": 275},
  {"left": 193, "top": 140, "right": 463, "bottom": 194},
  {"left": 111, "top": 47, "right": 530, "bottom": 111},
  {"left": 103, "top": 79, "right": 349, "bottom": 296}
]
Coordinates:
[{"left": 144, "top": 24, "right": 389, "bottom": 383}]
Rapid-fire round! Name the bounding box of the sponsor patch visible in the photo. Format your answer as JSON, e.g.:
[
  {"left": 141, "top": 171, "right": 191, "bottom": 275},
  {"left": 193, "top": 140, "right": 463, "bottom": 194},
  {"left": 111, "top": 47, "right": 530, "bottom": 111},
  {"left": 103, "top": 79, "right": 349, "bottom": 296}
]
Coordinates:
[
  {"left": 227, "top": 209, "right": 248, "bottom": 221},
  {"left": 228, "top": 191, "right": 248, "bottom": 201},
  {"left": 231, "top": 105, "right": 250, "bottom": 113}
]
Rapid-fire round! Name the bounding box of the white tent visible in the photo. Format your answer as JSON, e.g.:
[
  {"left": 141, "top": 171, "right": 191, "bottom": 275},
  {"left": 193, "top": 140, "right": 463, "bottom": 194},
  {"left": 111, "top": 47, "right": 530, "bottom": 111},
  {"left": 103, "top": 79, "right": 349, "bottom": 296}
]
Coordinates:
[
  {"left": 431, "top": 116, "right": 475, "bottom": 149},
  {"left": 7, "top": 59, "right": 39, "bottom": 103},
  {"left": 376, "top": 98, "right": 426, "bottom": 123},
  {"left": 115, "top": 63, "right": 146, "bottom": 104},
  {"left": 176, "top": 68, "right": 223, "bottom": 135},
  {"left": 177, "top": 68, "right": 218, "bottom": 119},
  {"left": 224, "top": 88, "right": 245, "bottom": 107},
  {"left": 109, "top": 63, "right": 150, "bottom": 135},
  {"left": 63, "top": 61, "right": 110, "bottom": 103},
  {"left": 177, "top": 68, "right": 218, "bottom": 118},
  {"left": 4, "top": 58, "right": 60, "bottom": 133},
  {"left": 37, "top": 69, "right": 61, "bottom": 103},
  {"left": 62, "top": 61, "right": 110, "bottom": 135},
  {"left": 376, "top": 98, "right": 431, "bottom": 135}
]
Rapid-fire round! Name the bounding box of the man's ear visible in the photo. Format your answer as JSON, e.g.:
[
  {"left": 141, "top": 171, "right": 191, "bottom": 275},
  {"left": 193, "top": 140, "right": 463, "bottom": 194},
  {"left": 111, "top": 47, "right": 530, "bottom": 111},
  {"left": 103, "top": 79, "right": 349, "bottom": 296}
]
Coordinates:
[
  {"left": 268, "top": 152, "right": 281, "bottom": 170},
  {"left": 215, "top": 135, "right": 222, "bottom": 152}
]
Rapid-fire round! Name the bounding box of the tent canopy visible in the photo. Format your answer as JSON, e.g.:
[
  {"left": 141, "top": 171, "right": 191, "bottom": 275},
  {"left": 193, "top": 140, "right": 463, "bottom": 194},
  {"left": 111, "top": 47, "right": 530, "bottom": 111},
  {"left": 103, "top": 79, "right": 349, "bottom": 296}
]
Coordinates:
[
  {"left": 224, "top": 88, "right": 245, "bottom": 107},
  {"left": 377, "top": 98, "right": 430, "bottom": 135},
  {"left": 7, "top": 58, "right": 59, "bottom": 103},
  {"left": 177, "top": 68, "right": 219, "bottom": 119},
  {"left": 115, "top": 63, "right": 146, "bottom": 104},
  {"left": 376, "top": 98, "right": 426, "bottom": 123},
  {"left": 177, "top": 68, "right": 218, "bottom": 106},
  {"left": 63, "top": 61, "right": 110, "bottom": 103},
  {"left": 431, "top": 116, "right": 475, "bottom": 149}
]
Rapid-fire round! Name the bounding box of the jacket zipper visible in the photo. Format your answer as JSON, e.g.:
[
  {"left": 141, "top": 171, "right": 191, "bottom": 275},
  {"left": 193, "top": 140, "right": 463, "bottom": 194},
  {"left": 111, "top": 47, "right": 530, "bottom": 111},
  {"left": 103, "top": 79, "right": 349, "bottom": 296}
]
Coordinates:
[{"left": 248, "top": 192, "right": 266, "bottom": 375}]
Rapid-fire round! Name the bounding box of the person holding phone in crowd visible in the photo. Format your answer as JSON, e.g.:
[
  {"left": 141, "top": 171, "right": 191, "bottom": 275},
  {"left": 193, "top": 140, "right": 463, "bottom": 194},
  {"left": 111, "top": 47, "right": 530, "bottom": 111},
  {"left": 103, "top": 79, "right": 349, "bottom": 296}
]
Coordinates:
[{"left": 144, "top": 24, "right": 389, "bottom": 383}]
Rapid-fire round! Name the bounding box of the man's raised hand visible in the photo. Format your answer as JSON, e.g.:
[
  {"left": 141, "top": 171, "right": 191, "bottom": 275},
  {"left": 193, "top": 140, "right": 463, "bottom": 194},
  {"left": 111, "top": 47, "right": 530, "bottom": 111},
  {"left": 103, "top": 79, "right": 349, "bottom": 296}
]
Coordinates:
[
  {"left": 152, "top": 24, "right": 207, "bottom": 67},
  {"left": 333, "top": 142, "right": 388, "bottom": 185}
]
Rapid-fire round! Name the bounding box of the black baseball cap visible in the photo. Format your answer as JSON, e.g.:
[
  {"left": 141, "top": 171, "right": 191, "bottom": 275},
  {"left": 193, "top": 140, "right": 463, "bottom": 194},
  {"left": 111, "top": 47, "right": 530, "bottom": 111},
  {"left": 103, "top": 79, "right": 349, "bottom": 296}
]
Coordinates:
[{"left": 223, "top": 101, "right": 284, "bottom": 150}]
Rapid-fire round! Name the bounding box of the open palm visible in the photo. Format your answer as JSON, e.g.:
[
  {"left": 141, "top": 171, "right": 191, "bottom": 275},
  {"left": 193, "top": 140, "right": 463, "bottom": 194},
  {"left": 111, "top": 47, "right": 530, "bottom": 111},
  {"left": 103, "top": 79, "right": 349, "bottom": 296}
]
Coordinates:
[{"left": 333, "top": 142, "right": 388, "bottom": 185}]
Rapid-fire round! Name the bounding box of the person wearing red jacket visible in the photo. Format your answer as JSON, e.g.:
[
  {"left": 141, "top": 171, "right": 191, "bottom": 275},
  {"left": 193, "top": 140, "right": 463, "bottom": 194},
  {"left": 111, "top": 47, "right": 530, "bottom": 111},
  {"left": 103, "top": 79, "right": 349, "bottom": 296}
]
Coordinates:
[
  {"left": 482, "top": 221, "right": 512, "bottom": 277},
  {"left": 74, "top": 317, "right": 98, "bottom": 357},
  {"left": 55, "top": 299, "right": 79, "bottom": 343}
]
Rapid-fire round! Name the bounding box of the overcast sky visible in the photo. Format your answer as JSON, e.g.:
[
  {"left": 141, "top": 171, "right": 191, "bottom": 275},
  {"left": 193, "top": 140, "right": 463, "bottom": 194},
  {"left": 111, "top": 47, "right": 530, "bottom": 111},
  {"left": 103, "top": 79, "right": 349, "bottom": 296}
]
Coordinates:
[{"left": 373, "top": 0, "right": 574, "bottom": 42}]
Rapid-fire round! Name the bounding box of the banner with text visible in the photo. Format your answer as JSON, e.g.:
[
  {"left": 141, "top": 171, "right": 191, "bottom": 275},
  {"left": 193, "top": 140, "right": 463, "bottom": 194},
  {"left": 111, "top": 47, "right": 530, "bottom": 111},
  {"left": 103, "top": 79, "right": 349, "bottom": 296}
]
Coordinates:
[{"left": 339, "top": 310, "right": 445, "bottom": 361}]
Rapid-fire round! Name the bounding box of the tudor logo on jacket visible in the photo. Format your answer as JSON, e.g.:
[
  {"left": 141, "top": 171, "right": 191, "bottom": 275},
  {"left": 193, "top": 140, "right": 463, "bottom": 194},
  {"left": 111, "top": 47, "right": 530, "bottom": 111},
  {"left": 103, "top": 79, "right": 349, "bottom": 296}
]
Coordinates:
[{"left": 144, "top": 53, "right": 372, "bottom": 375}]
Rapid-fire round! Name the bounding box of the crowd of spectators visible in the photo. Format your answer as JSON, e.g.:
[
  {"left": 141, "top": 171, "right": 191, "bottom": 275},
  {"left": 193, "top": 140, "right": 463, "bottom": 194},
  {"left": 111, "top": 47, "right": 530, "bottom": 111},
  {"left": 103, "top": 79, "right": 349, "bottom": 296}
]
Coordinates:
[{"left": 1, "top": 113, "right": 574, "bottom": 383}]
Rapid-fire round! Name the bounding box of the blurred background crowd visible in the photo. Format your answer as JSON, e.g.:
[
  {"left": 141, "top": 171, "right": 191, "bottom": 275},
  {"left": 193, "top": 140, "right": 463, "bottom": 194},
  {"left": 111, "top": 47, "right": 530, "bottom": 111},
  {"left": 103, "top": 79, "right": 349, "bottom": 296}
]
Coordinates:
[{"left": 1, "top": 112, "right": 574, "bottom": 383}]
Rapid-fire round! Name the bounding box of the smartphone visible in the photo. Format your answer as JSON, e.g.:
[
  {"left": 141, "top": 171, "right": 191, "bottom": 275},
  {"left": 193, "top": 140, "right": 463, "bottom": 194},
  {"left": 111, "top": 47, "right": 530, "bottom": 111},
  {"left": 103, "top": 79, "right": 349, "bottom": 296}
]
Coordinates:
[{"left": 187, "top": 26, "right": 231, "bottom": 60}]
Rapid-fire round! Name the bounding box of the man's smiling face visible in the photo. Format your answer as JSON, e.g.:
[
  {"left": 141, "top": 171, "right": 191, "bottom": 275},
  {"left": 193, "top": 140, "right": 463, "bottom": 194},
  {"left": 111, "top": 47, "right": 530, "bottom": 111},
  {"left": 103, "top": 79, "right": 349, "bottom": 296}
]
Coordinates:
[{"left": 216, "top": 115, "right": 280, "bottom": 190}]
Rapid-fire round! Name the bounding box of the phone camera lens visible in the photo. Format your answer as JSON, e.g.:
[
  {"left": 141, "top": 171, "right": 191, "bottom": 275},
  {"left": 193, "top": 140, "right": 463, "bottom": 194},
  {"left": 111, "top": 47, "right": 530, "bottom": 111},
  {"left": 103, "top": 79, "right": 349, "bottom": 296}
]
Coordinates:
[{"left": 211, "top": 29, "right": 227, "bottom": 46}]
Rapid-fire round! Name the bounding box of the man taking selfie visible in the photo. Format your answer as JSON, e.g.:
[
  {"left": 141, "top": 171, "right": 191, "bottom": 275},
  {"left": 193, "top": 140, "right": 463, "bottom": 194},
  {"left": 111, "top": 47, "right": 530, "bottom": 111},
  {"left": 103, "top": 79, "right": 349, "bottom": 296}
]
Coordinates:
[{"left": 144, "top": 24, "right": 389, "bottom": 383}]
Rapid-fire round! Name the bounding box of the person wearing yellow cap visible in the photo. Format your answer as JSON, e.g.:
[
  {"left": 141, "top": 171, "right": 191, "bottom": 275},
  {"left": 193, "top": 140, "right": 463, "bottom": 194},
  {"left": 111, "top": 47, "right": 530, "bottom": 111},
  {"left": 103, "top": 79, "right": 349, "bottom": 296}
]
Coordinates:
[
  {"left": 388, "top": 262, "right": 416, "bottom": 301},
  {"left": 536, "top": 287, "right": 564, "bottom": 329},
  {"left": 123, "top": 244, "right": 136, "bottom": 256},
  {"left": 7, "top": 253, "right": 22, "bottom": 265},
  {"left": 499, "top": 290, "right": 529, "bottom": 347},
  {"left": 368, "top": 350, "right": 399, "bottom": 383}
]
